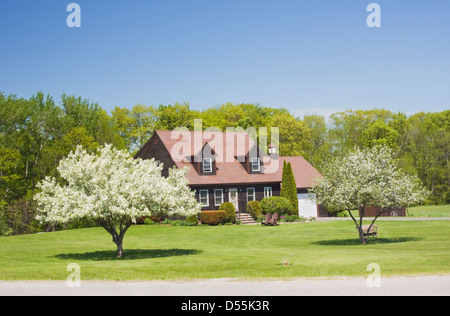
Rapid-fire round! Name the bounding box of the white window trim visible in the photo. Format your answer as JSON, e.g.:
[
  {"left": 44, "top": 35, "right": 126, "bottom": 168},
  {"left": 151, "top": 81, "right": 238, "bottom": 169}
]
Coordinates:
[
  {"left": 199, "top": 190, "right": 209, "bottom": 207},
  {"left": 251, "top": 158, "right": 260, "bottom": 172},
  {"left": 264, "top": 187, "right": 273, "bottom": 198},
  {"left": 203, "top": 158, "right": 212, "bottom": 173},
  {"left": 247, "top": 187, "right": 256, "bottom": 202},
  {"left": 214, "top": 189, "right": 224, "bottom": 206}
]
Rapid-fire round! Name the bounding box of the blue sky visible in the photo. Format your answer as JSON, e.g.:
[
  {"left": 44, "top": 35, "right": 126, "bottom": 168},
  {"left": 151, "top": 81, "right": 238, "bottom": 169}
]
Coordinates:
[{"left": 0, "top": 0, "right": 449, "bottom": 117}]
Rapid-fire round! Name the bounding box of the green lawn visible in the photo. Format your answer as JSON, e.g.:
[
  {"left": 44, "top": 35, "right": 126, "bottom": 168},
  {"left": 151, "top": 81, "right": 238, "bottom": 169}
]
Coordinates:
[
  {"left": 0, "top": 220, "right": 449, "bottom": 281},
  {"left": 407, "top": 204, "right": 450, "bottom": 217}
]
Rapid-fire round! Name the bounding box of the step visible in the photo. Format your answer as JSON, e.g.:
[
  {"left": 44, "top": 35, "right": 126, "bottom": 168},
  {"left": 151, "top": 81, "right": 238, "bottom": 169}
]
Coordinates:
[{"left": 236, "top": 213, "right": 258, "bottom": 225}]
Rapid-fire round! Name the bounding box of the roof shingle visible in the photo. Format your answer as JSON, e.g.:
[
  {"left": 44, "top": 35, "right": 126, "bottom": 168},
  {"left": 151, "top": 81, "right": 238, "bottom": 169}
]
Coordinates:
[{"left": 149, "top": 130, "right": 322, "bottom": 189}]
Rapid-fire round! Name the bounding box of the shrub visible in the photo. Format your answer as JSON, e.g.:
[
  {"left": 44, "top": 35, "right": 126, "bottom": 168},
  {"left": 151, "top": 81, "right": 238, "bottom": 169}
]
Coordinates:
[
  {"left": 246, "top": 201, "right": 262, "bottom": 219},
  {"left": 219, "top": 202, "right": 236, "bottom": 223},
  {"left": 143, "top": 218, "right": 155, "bottom": 225},
  {"left": 200, "top": 211, "right": 226, "bottom": 225},
  {"left": 0, "top": 213, "right": 12, "bottom": 237},
  {"left": 256, "top": 215, "right": 266, "bottom": 223},
  {"left": 260, "top": 196, "right": 292, "bottom": 216},
  {"left": 2, "top": 198, "right": 44, "bottom": 235},
  {"left": 170, "top": 220, "right": 192, "bottom": 226},
  {"left": 282, "top": 215, "right": 301, "bottom": 222},
  {"left": 186, "top": 214, "right": 199, "bottom": 226}
]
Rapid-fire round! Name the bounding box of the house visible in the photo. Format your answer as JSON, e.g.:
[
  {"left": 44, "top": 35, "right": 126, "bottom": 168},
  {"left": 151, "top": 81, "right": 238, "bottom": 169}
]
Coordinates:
[{"left": 134, "top": 130, "right": 328, "bottom": 218}]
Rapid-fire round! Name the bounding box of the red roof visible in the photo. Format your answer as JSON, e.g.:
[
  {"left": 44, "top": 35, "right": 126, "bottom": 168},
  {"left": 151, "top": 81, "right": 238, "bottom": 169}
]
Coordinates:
[{"left": 150, "top": 130, "right": 322, "bottom": 189}]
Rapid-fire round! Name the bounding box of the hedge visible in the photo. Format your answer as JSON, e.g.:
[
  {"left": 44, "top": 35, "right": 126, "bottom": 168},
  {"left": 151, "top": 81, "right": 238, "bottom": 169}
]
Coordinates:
[
  {"left": 200, "top": 211, "right": 227, "bottom": 225},
  {"left": 260, "top": 196, "right": 293, "bottom": 216}
]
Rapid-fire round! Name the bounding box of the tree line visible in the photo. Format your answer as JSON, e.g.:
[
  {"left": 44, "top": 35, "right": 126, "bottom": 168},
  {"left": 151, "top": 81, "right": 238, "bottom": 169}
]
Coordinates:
[{"left": 0, "top": 91, "right": 448, "bottom": 234}]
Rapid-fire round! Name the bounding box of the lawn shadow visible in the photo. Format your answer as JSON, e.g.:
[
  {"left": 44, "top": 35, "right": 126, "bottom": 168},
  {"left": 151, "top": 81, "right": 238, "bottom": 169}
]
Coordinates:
[
  {"left": 55, "top": 248, "right": 202, "bottom": 261},
  {"left": 312, "top": 237, "right": 422, "bottom": 246}
]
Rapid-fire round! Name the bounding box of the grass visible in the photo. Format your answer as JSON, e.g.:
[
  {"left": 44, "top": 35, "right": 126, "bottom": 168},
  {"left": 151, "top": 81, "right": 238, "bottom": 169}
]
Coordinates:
[
  {"left": 407, "top": 204, "right": 450, "bottom": 217},
  {"left": 0, "top": 220, "right": 449, "bottom": 281}
]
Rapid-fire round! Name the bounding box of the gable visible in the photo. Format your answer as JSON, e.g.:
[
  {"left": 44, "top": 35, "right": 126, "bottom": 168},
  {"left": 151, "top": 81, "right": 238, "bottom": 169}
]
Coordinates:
[{"left": 134, "top": 132, "right": 176, "bottom": 177}]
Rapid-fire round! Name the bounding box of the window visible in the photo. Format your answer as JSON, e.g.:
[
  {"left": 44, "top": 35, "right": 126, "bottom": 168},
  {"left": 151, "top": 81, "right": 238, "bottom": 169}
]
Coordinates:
[
  {"left": 247, "top": 188, "right": 255, "bottom": 202},
  {"left": 203, "top": 158, "right": 212, "bottom": 173},
  {"left": 251, "top": 158, "right": 260, "bottom": 172},
  {"left": 214, "top": 189, "right": 224, "bottom": 206},
  {"left": 199, "top": 190, "right": 209, "bottom": 207},
  {"left": 264, "top": 187, "right": 273, "bottom": 198}
]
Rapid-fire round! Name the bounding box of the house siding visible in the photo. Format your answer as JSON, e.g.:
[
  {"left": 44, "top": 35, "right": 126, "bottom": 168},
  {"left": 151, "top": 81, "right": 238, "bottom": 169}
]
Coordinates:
[{"left": 192, "top": 183, "right": 281, "bottom": 213}]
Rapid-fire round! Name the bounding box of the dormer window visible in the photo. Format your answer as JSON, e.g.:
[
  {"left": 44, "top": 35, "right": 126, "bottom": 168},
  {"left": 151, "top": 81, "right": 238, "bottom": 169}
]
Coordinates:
[
  {"left": 203, "top": 158, "right": 213, "bottom": 173},
  {"left": 251, "top": 158, "right": 260, "bottom": 172}
]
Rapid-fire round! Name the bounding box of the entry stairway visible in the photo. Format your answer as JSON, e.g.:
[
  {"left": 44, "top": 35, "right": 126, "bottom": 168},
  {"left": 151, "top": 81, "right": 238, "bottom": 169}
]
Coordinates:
[{"left": 237, "top": 213, "right": 258, "bottom": 225}]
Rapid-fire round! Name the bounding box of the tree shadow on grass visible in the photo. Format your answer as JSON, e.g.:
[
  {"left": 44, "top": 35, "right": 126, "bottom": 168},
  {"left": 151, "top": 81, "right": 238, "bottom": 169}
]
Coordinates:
[
  {"left": 54, "top": 248, "right": 202, "bottom": 261},
  {"left": 312, "top": 237, "right": 422, "bottom": 246}
]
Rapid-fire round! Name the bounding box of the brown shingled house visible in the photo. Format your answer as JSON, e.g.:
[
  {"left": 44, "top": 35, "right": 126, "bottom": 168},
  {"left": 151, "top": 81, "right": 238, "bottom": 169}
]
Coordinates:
[{"left": 134, "top": 130, "right": 328, "bottom": 217}]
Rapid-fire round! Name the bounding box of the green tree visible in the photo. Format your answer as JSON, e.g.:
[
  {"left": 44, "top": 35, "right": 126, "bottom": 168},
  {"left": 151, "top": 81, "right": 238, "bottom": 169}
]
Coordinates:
[
  {"left": 0, "top": 147, "right": 23, "bottom": 204},
  {"left": 268, "top": 113, "right": 311, "bottom": 156},
  {"left": 280, "top": 161, "right": 298, "bottom": 214},
  {"left": 329, "top": 109, "right": 394, "bottom": 155},
  {"left": 303, "top": 114, "right": 331, "bottom": 170},
  {"left": 111, "top": 104, "right": 157, "bottom": 153},
  {"left": 404, "top": 111, "right": 450, "bottom": 204},
  {"left": 111, "top": 106, "right": 134, "bottom": 149},
  {"left": 156, "top": 103, "right": 195, "bottom": 130},
  {"left": 362, "top": 120, "right": 399, "bottom": 149}
]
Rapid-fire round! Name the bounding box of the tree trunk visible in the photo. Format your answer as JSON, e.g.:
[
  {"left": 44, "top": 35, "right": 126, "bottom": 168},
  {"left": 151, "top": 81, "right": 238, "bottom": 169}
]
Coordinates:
[
  {"left": 99, "top": 216, "right": 132, "bottom": 259},
  {"left": 357, "top": 226, "right": 368, "bottom": 244},
  {"left": 348, "top": 209, "right": 368, "bottom": 244},
  {"left": 116, "top": 239, "right": 124, "bottom": 258}
]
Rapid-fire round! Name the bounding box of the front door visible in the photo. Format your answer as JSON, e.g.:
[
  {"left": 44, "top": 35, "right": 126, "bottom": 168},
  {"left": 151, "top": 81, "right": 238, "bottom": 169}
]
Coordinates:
[{"left": 228, "top": 188, "right": 239, "bottom": 213}]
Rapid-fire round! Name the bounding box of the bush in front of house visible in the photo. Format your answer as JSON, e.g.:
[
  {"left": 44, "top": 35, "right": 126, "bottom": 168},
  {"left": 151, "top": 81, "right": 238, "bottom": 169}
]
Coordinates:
[
  {"left": 200, "top": 211, "right": 227, "bottom": 225},
  {"left": 143, "top": 218, "right": 155, "bottom": 225},
  {"left": 246, "top": 201, "right": 262, "bottom": 219},
  {"left": 186, "top": 214, "right": 199, "bottom": 226},
  {"left": 260, "top": 196, "right": 293, "bottom": 216},
  {"left": 219, "top": 202, "right": 236, "bottom": 223},
  {"left": 279, "top": 215, "right": 302, "bottom": 223}
]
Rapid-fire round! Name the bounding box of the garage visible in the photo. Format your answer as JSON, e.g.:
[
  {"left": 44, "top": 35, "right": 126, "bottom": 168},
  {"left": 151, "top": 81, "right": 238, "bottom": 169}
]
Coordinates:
[{"left": 297, "top": 193, "right": 318, "bottom": 218}]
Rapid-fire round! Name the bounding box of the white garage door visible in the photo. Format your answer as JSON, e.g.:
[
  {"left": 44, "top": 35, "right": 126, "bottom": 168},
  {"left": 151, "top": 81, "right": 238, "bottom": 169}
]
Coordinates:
[{"left": 297, "top": 193, "right": 318, "bottom": 218}]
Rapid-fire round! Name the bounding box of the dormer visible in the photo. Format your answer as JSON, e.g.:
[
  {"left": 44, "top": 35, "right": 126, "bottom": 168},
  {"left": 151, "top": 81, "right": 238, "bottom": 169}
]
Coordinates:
[
  {"left": 250, "top": 156, "right": 261, "bottom": 173},
  {"left": 246, "top": 143, "right": 264, "bottom": 174},
  {"left": 202, "top": 157, "right": 214, "bottom": 174},
  {"left": 191, "top": 142, "right": 217, "bottom": 175}
]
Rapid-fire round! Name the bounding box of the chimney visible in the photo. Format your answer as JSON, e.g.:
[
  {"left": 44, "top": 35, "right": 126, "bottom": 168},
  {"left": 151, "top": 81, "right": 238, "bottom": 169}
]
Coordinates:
[{"left": 268, "top": 143, "right": 279, "bottom": 159}]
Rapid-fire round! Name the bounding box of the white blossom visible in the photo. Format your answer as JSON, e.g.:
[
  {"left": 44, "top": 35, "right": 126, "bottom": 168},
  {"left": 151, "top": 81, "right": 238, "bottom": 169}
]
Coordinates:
[
  {"left": 35, "top": 144, "right": 201, "bottom": 257},
  {"left": 310, "top": 145, "right": 429, "bottom": 243}
]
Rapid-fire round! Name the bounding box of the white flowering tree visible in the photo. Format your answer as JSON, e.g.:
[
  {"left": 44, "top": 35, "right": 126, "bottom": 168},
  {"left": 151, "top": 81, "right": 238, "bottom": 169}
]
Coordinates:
[
  {"left": 35, "top": 145, "right": 201, "bottom": 257},
  {"left": 310, "top": 146, "right": 429, "bottom": 244}
]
